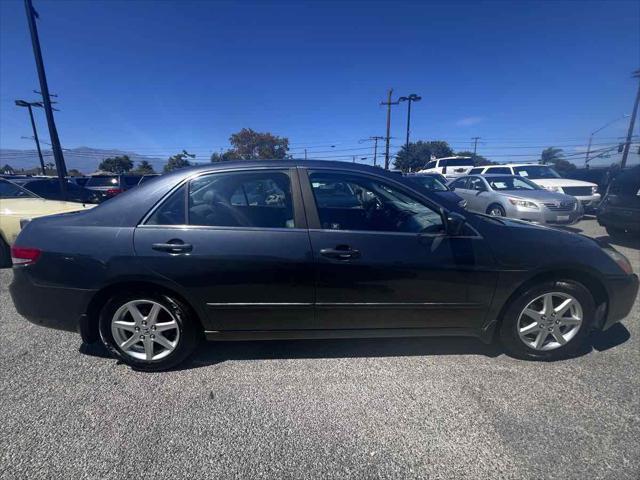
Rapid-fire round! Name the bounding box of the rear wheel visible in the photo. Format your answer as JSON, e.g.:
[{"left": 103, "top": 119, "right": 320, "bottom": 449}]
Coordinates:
[
  {"left": 605, "top": 225, "right": 627, "bottom": 238},
  {"left": 487, "top": 204, "right": 506, "bottom": 217},
  {"left": 499, "top": 280, "right": 595, "bottom": 360},
  {"left": 0, "top": 238, "right": 11, "bottom": 268},
  {"left": 99, "top": 292, "right": 200, "bottom": 371}
]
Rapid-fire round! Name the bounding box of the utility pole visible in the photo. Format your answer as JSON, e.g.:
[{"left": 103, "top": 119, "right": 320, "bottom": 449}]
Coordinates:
[
  {"left": 471, "top": 136, "right": 481, "bottom": 164},
  {"left": 621, "top": 69, "right": 640, "bottom": 169},
  {"left": 359, "top": 136, "right": 384, "bottom": 167},
  {"left": 304, "top": 148, "right": 307, "bottom": 160},
  {"left": 24, "top": 0, "right": 67, "bottom": 196},
  {"left": 380, "top": 89, "right": 400, "bottom": 170},
  {"left": 15, "top": 100, "right": 46, "bottom": 175}
]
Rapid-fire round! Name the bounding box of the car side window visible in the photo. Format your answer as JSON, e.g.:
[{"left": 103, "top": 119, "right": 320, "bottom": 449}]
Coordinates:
[
  {"left": 425, "top": 160, "right": 437, "bottom": 170},
  {"left": 188, "top": 171, "right": 294, "bottom": 228},
  {"left": 469, "top": 168, "right": 483, "bottom": 174},
  {"left": 146, "top": 185, "right": 187, "bottom": 225},
  {"left": 468, "top": 178, "right": 486, "bottom": 191},
  {"left": 309, "top": 171, "right": 443, "bottom": 234},
  {"left": 486, "top": 167, "right": 511, "bottom": 174},
  {"left": 450, "top": 178, "right": 468, "bottom": 189}
]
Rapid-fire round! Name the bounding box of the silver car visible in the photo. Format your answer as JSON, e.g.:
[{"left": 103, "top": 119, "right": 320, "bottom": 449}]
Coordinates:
[{"left": 449, "top": 174, "right": 583, "bottom": 225}]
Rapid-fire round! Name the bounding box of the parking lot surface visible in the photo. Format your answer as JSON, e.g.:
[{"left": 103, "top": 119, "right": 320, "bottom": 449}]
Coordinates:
[{"left": 1, "top": 218, "right": 638, "bottom": 479}]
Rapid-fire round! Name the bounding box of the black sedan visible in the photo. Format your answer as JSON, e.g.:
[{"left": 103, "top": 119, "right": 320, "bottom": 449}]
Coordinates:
[
  {"left": 597, "top": 165, "right": 640, "bottom": 238},
  {"left": 10, "top": 161, "right": 638, "bottom": 371},
  {"left": 11, "top": 177, "right": 100, "bottom": 204}
]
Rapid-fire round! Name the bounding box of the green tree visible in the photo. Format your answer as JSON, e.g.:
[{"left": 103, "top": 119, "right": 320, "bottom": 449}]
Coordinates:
[
  {"left": 540, "top": 147, "right": 576, "bottom": 174},
  {"left": 133, "top": 160, "right": 156, "bottom": 174},
  {"left": 98, "top": 155, "right": 133, "bottom": 173},
  {"left": 67, "top": 169, "right": 83, "bottom": 177},
  {"left": 164, "top": 150, "right": 195, "bottom": 172},
  {"left": 1, "top": 164, "right": 14, "bottom": 174},
  {"left": 210, "top": 150, "right": 240, "bottom": 162},
  {"left": 455, "top": 150, "right": 496, "bottom": 166},
  {"left": 227, "top": 128, "right": 289, "bottom": 160},
  {"left": 393, "top": 140, "right": 454, "bottom": 172},
  {"left": 540, "top": 147, "right": 564, "bottom": 165}
]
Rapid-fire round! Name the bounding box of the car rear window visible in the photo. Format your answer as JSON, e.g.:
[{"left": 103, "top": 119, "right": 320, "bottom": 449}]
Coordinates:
[
  {"left": 444, "top": 158, "right": 474, "bottom": 167},
  {"left": 486, "top": 167, "right": 512, "bottom": 174},
  {"left": 86, "top": 176, "right": 119, "bottom": 187},
  {"left": 469, "top": 167, "right": 484, "bottom": 174}
]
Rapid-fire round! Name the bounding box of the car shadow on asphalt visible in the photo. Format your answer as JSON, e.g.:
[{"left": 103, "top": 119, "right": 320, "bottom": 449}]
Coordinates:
[{"left": 79, "top": 323, "right": 631, "bottom": 370}]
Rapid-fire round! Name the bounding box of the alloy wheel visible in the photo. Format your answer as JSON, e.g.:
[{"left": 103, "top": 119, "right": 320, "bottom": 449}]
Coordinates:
[
  {"left": 111, "top": 299, "right": 180, "bottom": 361},
  {"left": 517, "top": 292, "right": 583, "bottom": 351},
  {"left": 489, "top": 207, "right": 504, "bottom": 216}
]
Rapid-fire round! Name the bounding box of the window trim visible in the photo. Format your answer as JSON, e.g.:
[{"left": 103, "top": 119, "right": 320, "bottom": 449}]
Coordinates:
[
  {"left": 139, "top": 167, "right": 305, "bottom": 230},
  {"left": 300, "top": 167, "right": 447, "bottom": 233}
]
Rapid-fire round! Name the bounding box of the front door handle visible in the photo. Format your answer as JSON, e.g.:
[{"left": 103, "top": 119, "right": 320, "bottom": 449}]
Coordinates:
[
  {"left": 152, "top": 240, "right": 193, "bottom": 254},
  {"left": 320, "top": 246, "right": 361, "bottom": 260}
]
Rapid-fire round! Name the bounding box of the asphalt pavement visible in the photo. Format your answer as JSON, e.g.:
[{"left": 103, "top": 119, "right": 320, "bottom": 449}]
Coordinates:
[{"left": 1, "top": 218, "right": 638, "bottom": 479}]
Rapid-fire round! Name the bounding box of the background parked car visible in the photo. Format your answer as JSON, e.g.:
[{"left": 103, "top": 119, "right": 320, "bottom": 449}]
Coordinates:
[
  {"left": 0, "top": 178, "right": 95, "bottom": 267},
  {"left": 449, "top": 174, "right": 583, "bottom": 224},
  {"left": 469, "top": 163, "right": 600, "bottom": 211},
  {"left": 417, "top": 156, "right": 475, "bottom": 179},
  {"left": 403, "top": 172, "right": 467, "bottom": 209},
  {"left": 597, "top": 165, "right": 640, "bottom": 238},
  {"left": 11, "top": 177, "right": 100, "bottom": 204},
  {"left": 84, "top": 174, "right": 142, "bottom": 201}
]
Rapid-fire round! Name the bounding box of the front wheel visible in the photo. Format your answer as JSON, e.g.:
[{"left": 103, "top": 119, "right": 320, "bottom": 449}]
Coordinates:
[
  {"left": 605, "top": 225, "right": 627, "bottom": 238},
  {"left": 99, "top": 292, "right": 200, "bottom": 371},
  {"left": 487, "top": 204, "right": 506, "bottom": 217},
  {"left": 499, "top": 280, "right": 595, "bottom": 360}
]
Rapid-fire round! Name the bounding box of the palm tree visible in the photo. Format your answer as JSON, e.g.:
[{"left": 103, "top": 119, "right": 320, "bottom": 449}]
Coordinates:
[{"left": 541, "top": 147, "right": 564, "bottom": 165}]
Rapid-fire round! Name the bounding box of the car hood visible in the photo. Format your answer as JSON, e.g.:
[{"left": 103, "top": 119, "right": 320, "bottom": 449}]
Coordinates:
[
  {"left": 527, "top": 178, "right": 597, "bottom": 188},
  {"left": 0, "top": 198, "right": 95, "bottom": 217}
]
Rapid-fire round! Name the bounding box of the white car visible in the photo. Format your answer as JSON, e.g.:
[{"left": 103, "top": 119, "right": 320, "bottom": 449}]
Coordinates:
[
  {"left": 418, "top": 156, "right": 475, "bottom": 179},
  {"left": 468, "top": 163, "right": 600, "bottom": 210}
]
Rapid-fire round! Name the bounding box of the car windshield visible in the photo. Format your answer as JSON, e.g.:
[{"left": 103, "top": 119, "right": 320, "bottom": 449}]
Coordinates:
[
  {"left": 513, "top": 165, "right": 561, "bottom": 179},
  {"left": 86, "top": 176, "right": 119, "bottom": 187},
  {"left": 0, "top": 179, "right": 39, "bottom": 199},
  {"left": 408, "top": 175, "right": 449, "bottom": 191},
  {"left": 486, "top": 176, "right": 541, "bottom": 191}
]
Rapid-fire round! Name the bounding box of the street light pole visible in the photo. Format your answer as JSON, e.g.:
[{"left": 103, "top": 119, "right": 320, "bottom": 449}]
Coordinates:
[
  {"left": 24, "top": 0, "right": 67, "bottom": 195},
  {"left": 398, "top": 94, "right": 422, "bottom": 151},
  {"left": 621, "top": 69, "right": 640, "bottom": 169},
  {"left": 585, "top": 114, "right": 630, "bottom": 165},
  {"left": 15, "top": 100, "right": 46, "bottom": 174}
]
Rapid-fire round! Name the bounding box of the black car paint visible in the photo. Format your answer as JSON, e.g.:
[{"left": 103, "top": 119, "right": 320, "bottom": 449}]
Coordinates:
[
  {"left": 597, "top": 166, "right": 640, "bottom": 234},
  {"left": 10, "top": 160, "right": 638, "bottom": 345}
]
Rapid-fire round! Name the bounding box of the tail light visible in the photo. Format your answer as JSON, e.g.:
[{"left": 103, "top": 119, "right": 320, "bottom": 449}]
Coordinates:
[
  {"left": 106, "top": 188, "right": 123, "bottom": 196},
  {"left": 11, "top": 246, "right": 41, "bottom": 266}
]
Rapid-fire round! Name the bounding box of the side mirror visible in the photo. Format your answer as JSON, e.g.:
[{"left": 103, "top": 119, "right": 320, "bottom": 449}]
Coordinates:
[{"left": 444, "top": 211, "right": 466, "bottom": 236}]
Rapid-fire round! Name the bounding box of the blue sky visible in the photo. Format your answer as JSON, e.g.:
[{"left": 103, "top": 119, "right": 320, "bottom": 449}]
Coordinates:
[{"left": 0, "top": 0, "right": 638, "bottom": 168}]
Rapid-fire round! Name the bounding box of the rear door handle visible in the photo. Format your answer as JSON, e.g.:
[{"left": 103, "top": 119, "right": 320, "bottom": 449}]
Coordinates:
[
  {"left": 152, "top": 241, "right": 193, "bottom": 254},
  {"left": 320, "top": 247, "right": 361, "bottom": 260}
]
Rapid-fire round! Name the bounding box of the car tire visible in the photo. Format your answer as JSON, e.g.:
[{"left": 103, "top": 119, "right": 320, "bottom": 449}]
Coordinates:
[
  {"left": 605, "top": 226, "right": 627, "bottom": 237},
  {"left": 487, "top": 204, "right": 506, "bottom": 217},
  {"left": 0, "top": 238, "right": 11, "bottom": 268},
  {"left": 499, "top": 280, "right": 595, "bottom": 361},
  {"left": 99, "top": 291, "right": 201, "bottom": 371}
]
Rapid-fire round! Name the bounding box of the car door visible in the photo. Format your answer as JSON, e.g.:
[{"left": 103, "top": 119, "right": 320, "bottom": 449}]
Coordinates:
[
  {"left": 133, "top": 168, "right": 315, "bottom": 332},
  {"left": 466, "top": 177, "right": 491, "bottom": 212},
  {"left": 300, "top": 168, "right": 496, "bottom": 331},
  {"left": 449, "top": 177, "right": 472, "bottom": 203}
]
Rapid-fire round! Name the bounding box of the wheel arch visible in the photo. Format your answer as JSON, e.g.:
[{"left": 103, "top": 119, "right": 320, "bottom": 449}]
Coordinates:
[
  {"left": 81, "top": 280, "right": 206, "bottom": 343},
  {"left": 483, "top": 267, "right": 609, "bottom": 343}
]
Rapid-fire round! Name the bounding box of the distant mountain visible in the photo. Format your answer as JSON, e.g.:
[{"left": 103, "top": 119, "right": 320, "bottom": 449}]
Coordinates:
[{"left": 0, "top": 147, "right": 168, "bottom": 174}]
